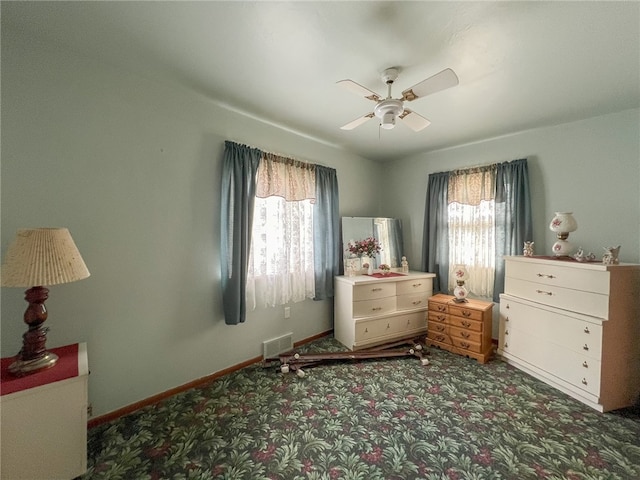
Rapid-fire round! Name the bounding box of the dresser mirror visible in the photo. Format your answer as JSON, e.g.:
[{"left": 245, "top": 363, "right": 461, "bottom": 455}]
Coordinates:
[{"left": 341, "top": 217, "right": 404, "bottom": 268}]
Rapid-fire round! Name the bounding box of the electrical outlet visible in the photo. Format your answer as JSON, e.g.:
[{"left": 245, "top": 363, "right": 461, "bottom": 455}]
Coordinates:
[{"left": 284, "top": 306, "right": 291, "bottom": 319}]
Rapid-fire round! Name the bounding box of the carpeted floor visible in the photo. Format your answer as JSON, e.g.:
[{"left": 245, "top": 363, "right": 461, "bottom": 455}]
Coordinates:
[{"left": 80, "top": 336, "right": 640, "bottom": 480}]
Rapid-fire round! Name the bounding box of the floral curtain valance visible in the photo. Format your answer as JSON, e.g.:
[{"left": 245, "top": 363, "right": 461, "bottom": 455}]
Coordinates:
[
  {"left": 256, "top": 153, "right": 316, "bottom": 202},
  {"left": 448, "top": 165, "right": 496, "bottom": 206}
]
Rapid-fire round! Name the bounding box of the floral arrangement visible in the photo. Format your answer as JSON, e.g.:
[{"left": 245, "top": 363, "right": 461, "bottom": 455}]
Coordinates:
[{"left": 347, "top": 237, "right": 382, "bottom": 259}]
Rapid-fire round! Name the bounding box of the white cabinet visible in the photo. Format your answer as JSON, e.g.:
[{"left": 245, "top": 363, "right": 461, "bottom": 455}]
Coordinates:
[
  {"left": 498, "top": 256, "right": 640, "bottom": 412},
  {"left": 335, "top": 272, "right": 435, "bottom": 350},
  {"left": 0, "top": 343, "right": 89, "bottom": 479}
]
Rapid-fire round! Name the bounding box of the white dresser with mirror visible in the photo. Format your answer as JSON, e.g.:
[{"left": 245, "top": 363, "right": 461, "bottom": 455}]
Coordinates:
[{"left": 334, "top": 272, "right": 435, "bottom": 350}]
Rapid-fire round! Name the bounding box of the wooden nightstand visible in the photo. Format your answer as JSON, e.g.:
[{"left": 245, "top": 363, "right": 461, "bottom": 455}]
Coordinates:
[
  {"left": 427, "top": 294, "right": 494, "bottom": 363},
  {"left": 0, "top": 343, "right": 89, "bottom": 479}
]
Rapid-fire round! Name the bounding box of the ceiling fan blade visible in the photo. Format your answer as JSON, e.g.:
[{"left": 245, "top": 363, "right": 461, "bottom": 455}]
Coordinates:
[
  {"left": 402, "top": 68, "right": 459, "bottom": 102},
  {"left": 399, "top": 109, "right": 431, "bottom": 131},
  {"left": 340, "top": 113, "right": 375, "bottom": 130},
  {"left": 337, "top": 80, "right": 382, "bottom": 102}
]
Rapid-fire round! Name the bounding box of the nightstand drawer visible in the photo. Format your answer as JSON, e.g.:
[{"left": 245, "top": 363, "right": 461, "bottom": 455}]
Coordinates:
[
  {"left": 428, "top": 311, "right": 448, "bottom": 324},
  {"left": 428, "top": 322, "right": 449, "bottom": 335},
  {"left": 449, "top": 315, "right": 483, "bottom": 332},
  {"left": 429, "top": 301, "right": 449, "bottom": 313},
  {"left": 449, "top": 304, "right": 484, "bottom": 321},
  {"left": 451, "top": 336, "right": 482, "bottom": 354},
  {"left": 450, "top": 325, "right": 482, "bottom": 343},
  {"left": 427, "top": 330, "right": 452, "bottom": 345}
]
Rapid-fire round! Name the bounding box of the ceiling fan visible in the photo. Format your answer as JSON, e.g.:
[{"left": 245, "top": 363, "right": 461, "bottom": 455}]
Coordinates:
[{"left": 337, "top": 67, "right": 458, "bottom": 132}]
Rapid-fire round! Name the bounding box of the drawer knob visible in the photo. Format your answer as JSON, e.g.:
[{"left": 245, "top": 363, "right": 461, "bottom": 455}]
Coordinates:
[
  {"left": 436, "top": 335, "right": 445, "bottom": 342},
  {"left": 462, "top": 310, "right": 472, "bottom": 317},
  {"left": 505, "top": 316, "right": 509, "bottom": 322},
  {"left": 372, "top": 307, "right": 382, "bottom": 311},
  {"left": 536, "top": 273, "right": 556, "bottom": 279},
  {"left": 536, "top": 289, "right": 553, "bottom": 296},
  {"left": 506, "top": 304, "right": 510, "bottom": 309},
  {"left": 583, "top": 344, "right": 589, "bottom": 351},
  {"left": 436, "top": 325, "right": 445, "bottom": 332},
  {"left": 372, "top": 288, "right": 383, "bottom": 292},
  {"left": 461, "top": 321, "right": 471, "bottom": 328},
  {"left": 504, "top": 330, "right": 509, "bottom": 336},
  {"left": 387, "top": 323, "right": 391, "bottom": 329},
  {"left": 584, "top": 327, "right": 590, "bottom": 334},
  {"left": 582, "top": 378, "right": 588, "bottom": 385},
  {"left": 460, "top": 342, "right": 470, "bottom": 349},
  {"left": 437, "top": 305, "right": 446, "bottom": 312},
  {"left": 461, "top": 331, "right": 470, "bottom": 338},
  {"left": 412, "top": 283, "right": 422, "bottom": 287},
  {"left": 365, "top": 328, "right": 368, "bottom": 333},
  {"left": 582, "top": 361, "right": 589, "bottom": 368},
  {"left": 412, "top": 300, "right": 422, "bottom": 306},
  {"left": 504, "top": 343, "right": 509, "bottom": 348}
]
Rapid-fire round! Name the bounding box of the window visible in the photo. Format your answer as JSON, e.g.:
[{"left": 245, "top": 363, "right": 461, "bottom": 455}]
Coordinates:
[
  {"left": 221, "top": 140, "right": 339, "bottom": 324},
  {"left": 246, "top": 195, "right": 315, "bottom": 308},
  {"left": 246, "top": 154, "right": 317, "bottom": 309},
  {"left": 448, "top": 200, "right": 495, "bottom": 297},
  {"left": 422, "top": 159, "right": 532, "bottom": 302}
]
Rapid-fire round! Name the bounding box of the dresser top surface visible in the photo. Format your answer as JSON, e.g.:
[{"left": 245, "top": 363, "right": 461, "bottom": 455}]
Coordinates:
[
  {"left": 336, "top": 271, "right": 435, "bottom": 285},
  {"left": 505, "top": 255, "right": 640, "bottom": 271},
  {"left": 428, "top": 293, "right": 494, "bottom": 311}
]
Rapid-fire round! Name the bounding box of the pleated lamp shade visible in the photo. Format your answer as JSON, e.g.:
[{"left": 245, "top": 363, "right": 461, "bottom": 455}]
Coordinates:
[{"left": 1, "top": 228, "right": 90, "bottom": 287}]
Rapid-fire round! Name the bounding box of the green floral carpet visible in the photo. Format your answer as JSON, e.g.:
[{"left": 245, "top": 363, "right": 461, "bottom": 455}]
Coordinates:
[{"left": 81, "top": 336, "right": 640, "bottom": 480}]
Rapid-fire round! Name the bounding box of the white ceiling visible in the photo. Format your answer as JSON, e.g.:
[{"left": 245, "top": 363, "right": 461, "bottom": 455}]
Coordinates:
[{"left": 3, "top": 1, "right": 639, "bottom": 162}]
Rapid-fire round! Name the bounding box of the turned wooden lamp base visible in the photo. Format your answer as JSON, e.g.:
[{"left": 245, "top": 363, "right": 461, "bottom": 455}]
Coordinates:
[{"left": 8, "top": 286, "right": 59, "bottom": 376}]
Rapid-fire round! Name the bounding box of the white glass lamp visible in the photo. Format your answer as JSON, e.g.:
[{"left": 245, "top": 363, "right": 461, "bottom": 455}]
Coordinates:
[
  {"left": 452, "top": 264, "right": 469, "bottom": 303},
  {"left": 1, "top": 228, "right": 90, "bottom": 375},
  {"left": 549, "top": 212, "right": 578, "bottom": 256}
]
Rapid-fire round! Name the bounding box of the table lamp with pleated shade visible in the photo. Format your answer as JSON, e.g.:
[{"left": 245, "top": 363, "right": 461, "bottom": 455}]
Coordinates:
[{"left": 1, "top": 228, "right": 90, "bottom": 375}]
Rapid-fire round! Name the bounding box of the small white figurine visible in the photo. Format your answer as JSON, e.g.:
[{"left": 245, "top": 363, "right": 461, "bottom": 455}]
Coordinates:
[
  {"left": 573, "top": 247, "right": 596, "bottom": 262},
  {"left": 523, "top": 242, "right": 534, "bottom": 257},
  {"left": 602, "top": 245, "right": 621, "bottom": 265},
  {"left": 401, "top": 256, "right": 409, "bottom": 273}
]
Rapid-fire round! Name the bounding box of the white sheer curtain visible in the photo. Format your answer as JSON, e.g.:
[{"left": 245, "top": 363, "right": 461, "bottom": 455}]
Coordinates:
[
  {"left": 246, "top": 154, "right": 316, "bottom": 308},
  {"left": 447, "top": 166, "right": 496, "bottom": 297}
]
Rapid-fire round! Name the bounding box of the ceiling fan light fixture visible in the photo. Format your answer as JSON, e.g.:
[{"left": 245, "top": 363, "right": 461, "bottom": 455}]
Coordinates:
[
  {"left": 374, "top": 99, "right": 403, "bottom": 130},
  {"left": 380, "top": 112, "right": 396, "bottom": 129}
]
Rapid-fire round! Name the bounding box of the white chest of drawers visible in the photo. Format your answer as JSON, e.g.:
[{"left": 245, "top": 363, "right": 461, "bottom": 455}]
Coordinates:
[
  {"left": 334, "top": 272, "right": 435, "bottom": 350},
  {"left": 498, "top": 256, "right": 640, "bottom": 412}
]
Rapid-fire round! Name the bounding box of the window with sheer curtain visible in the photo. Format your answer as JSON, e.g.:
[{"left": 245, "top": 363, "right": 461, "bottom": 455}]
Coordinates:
[
  {"left": 447, "top": 166, "right": 497, "bottom": 297},
  {"left": 422, "top": 158, "right": 532, "bottom": 303},
  {"left": 246, "top": 154, "right": 316, "bottom": 308}
]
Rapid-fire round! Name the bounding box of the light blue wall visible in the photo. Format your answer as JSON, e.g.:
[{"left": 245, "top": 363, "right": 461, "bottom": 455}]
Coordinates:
[
  {"left": 381, "top": 109, "right": 640, "bottom": 269},
  {"left": 0, "top": 31, "right": 380, "bottom": 416},
  {"left": 2, "top": 27, "right": 639, "bottom": 418}
]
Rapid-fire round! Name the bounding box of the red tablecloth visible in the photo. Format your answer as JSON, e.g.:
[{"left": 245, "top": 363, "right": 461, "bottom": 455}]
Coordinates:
[
  {"left": 1, "top": 343, "right": 79, "bottom": 395},
  {"left": 366, "top": 272, "right": 406, "bottom": 278}
]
